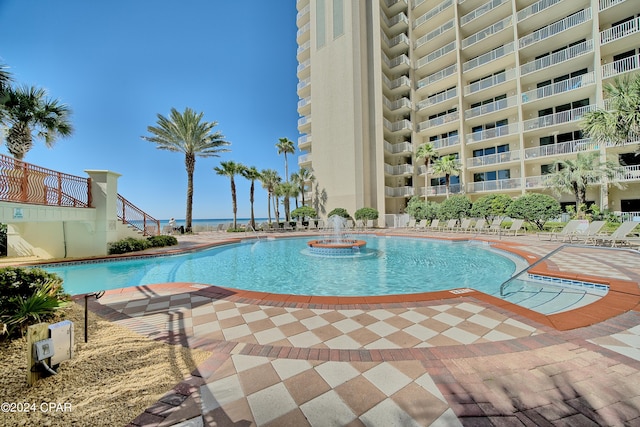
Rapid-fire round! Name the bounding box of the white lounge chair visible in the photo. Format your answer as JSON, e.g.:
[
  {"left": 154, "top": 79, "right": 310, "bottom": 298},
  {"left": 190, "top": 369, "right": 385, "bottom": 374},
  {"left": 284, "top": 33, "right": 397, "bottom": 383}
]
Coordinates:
[
  {"left": 439, "top": 219, "right": 458, "bottom": 232},
  {"left": 426, "top": 219, "right": 439, "bottom": 232},
  {"left": 591, "top": 221, "right": 639, "bottom": 247},
  {"left": 537, "top": 220, "right": 581, "bottom": 242},
  {"left": 501, "top": 219, "right": 525, "bottom": 236},
  {"left": 457, "top": 218, "right": 473, "bottom": 233},
  {"left": 471, "top": 218, "right": 487, "bottom": 234},
  {"left": 485, "top": 218, "right": 503, "bottom": 234},
  {"left": 571, "top": 221, "right": 606, "bottom": 244}
]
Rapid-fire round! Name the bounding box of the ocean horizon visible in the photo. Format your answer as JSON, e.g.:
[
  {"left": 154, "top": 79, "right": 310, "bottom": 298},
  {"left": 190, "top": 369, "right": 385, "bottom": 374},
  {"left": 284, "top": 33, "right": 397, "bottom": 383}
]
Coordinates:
[{"left": 160, "top": 218, "right": 270, "bottom": 228}]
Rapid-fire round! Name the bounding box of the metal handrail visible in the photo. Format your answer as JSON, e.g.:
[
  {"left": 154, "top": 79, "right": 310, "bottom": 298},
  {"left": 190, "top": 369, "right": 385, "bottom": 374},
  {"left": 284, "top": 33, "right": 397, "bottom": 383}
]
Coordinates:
[
  {"left": 117, "top": 194, "right": 160, "bottom": 236},
  {"left": 499, "top": 244, "right": 567, "bottom": 296}
]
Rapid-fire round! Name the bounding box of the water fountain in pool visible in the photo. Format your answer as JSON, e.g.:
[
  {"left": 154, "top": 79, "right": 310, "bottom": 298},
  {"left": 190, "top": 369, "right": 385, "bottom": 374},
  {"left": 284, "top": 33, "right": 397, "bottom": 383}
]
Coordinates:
[{"left": 306, "top": 215, "right": 367, "bottom": 256}]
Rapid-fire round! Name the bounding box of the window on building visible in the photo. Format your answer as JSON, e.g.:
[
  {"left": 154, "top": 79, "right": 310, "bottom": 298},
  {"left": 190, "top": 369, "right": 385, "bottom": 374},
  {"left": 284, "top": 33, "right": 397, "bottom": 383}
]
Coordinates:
[{"left": 332, "top": 0, "right": 344, "bottom": 38}]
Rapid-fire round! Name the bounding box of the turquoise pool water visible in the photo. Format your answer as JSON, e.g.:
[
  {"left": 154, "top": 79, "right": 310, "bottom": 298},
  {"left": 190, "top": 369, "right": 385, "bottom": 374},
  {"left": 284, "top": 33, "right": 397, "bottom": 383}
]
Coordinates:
[{"left": 44, "top": 236, "right": 519, "bottom": 297}]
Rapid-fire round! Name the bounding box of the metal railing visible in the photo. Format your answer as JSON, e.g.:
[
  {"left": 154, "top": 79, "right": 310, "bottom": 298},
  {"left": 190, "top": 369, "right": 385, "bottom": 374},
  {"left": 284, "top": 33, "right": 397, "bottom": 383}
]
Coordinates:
[
  {"left": 417, "top": 63, "right": 457, "bottom": 89},
  {"left": 601, "top": 17, "right": 640, "bottom": 45},
  {"left": 602, "top": 54, "right": 640, "bottom": 79},
  {"left": 0, "top": 153, "right": 91, "bottom": 207},
  {"left": 521, "top": 39, "right": 593, "bottom": 76},
  {"left": 519, "top": 8, "right": 591, "bottom": 49},
  {"left": 464, "top": 68, "right": 516, "bottom": 96},
  {"left": 521, "top": 72, "right": 596, "bottom": 103},
  {"left": 117, "top": 194, "right": 160, "bottom": 236}
]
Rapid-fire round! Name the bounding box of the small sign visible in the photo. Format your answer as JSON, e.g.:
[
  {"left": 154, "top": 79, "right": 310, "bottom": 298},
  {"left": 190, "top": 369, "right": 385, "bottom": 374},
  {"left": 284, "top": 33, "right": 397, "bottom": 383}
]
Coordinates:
[{"left": 13, "top": 208, "right": 23, "bottom": 219}]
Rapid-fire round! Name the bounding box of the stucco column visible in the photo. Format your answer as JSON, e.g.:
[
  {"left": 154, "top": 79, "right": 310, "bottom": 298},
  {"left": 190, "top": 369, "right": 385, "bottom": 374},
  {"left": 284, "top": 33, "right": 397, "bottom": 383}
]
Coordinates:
[{"left": 85, "top": 170, "right": 121, "bottom": 254}]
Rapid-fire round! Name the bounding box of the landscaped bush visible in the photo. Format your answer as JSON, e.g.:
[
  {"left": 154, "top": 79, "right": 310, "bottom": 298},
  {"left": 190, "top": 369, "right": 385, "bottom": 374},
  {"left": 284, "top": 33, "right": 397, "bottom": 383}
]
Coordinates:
[
  {"left": 406, "top": 196, "right": 439, "bottom": 221},
  {"left": 438, "top": 195, "right": 472, "bottom": 220},
  {"left": 147, "top": 235, "right": 178, "bottom": 247},
  {"left": 471, "top": 194, "right": 513, "bottom": 220},
  {"left": 327, "top": 208, "right": 351, "bottom": 219},
  {"left": 291, "top": 206, "right": 317, "bottom": 220},
  {"left": 506, "top": 193, "right": 562, "bottom": 230},
  {"left": 0, "top": 267, "right": 68, "bottom": 338},
  {"left": 108, "top": 237, "right": 151, "bottom": 254},
  {"left": 354, "top": 207, "right": 379, "bottom": 221}
]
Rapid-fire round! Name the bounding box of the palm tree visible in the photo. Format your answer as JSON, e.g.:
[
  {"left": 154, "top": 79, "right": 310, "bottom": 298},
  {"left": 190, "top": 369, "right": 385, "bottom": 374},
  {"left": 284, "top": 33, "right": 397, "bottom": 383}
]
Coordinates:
[
  {"left": 241, "top": 166, "right": 261, "bottom": 230},
  {"left": 214, "top": 161, "right": 246, "bottom": 230},
  {"left": 276, "top": 181, "right": 298, "bottom": 223},
  {"left": 276, "top": 137, "right": 295, "bottom": 181},
  {"left": 545, "top": 152, "right": 624, "bottom": 218},
  {"left": 416, "top": 142, "right": 438, "bottom": 200},
  {"left": 582, "top": 74, "right": 640, "bottom": 148},
  {"left": 291, "top": 168, "right": 315, "bottom": 207},
  {"left": 1, "top": 85, "right": 73, "bottom": 160},
  {"left": 260, "top": 169, "right": 281, "bottom": 224},
  {"left": 432, "top": 155, "right": 461, "bottom": 199},
  {"left": 142, "top": 107, "right": 230, "bottom": 232},
  {"left": 0, "top": 63, "right": 12, "bottom": 119}
]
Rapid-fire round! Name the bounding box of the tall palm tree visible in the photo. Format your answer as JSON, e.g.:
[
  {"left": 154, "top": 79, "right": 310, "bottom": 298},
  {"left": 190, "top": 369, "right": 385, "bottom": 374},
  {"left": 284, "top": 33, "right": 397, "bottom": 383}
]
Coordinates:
[
  {"left": 291, "top": 168, "right": 315, "bottom": 207},
  {"left": 276, "top": 137, "right": 295, "bottom": 181},
  {"left": 0, "top": 63, "right": 12, "bottom": 119},
  {"left": 1, "top": 85, "right": 73, "bottom": 160},
  {"left": 241, "top": 166, "right": 261, "bottom": 230},
  {"left": 432, "top": 155, "right": 461, "bottom": 199},
  {"left": 276, "top": 181, "right": 297, "bottom": 223},
  {"left": 545, "top": 152, "right": 624, "bottom": 218},
  {"left": 260, "top": 169, "right": 281, "bottom": 224},
  {"left": 142, "top": 107, "right": 230, "bottom": 232},
  {"left": 582, "top": 74, "right": 640, "bottom": 148},
  {"left": 214, "top": 161, "right": 245, "bottom": 230},
  {"left": 416, "top": 142, "right": 438, "bottom": 200}
]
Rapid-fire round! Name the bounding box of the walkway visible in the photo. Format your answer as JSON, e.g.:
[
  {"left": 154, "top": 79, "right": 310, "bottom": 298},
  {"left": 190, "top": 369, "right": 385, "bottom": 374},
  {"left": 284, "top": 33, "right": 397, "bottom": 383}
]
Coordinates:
[{"left": 78, "top": 230, "right": 640, "bottom": 426}]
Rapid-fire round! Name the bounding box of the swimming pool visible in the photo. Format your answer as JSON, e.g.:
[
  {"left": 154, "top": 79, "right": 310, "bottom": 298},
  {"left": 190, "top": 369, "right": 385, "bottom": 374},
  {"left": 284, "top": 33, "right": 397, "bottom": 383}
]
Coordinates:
[{"left": 44, "top": 236, "right": 522, "bottom": 297}]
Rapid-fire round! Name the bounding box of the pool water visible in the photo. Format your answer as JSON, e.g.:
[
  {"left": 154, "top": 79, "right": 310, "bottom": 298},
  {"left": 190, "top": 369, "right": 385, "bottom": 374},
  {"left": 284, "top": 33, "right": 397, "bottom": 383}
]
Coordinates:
[{"left": 45, "top": 236, "right": 519, "bottom": 296}]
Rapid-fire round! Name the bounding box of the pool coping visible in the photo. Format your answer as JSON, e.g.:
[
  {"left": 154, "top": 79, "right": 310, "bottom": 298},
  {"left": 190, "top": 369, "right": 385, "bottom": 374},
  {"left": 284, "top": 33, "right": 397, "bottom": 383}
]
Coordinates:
[{"left": 50, "top": 232, "right": 640, "bottom": 331}]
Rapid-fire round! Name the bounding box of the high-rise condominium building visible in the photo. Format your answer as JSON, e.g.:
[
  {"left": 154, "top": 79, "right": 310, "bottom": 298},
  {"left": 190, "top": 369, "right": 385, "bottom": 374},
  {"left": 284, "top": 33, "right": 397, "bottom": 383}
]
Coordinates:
[{"left": 295, "top": 0, "right": 640, "bottom": 222}]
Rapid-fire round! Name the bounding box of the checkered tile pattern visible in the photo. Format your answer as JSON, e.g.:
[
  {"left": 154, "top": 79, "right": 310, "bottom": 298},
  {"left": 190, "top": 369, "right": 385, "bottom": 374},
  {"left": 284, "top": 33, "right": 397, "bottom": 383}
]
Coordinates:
[
  {"left": 100, "top": 292, "right": 543, "bottom": 350},
  {"left": 589, "top": 324, "right": 640, "bottom": 362},
  {"left": 163, "top": 356, "right": 460, "bottom": 427}
]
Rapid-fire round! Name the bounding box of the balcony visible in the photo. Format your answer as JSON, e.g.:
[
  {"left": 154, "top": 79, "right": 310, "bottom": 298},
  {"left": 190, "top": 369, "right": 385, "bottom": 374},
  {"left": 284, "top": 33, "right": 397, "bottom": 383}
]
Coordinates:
[
  {"left": 415, "top": 19, "right": 455, "bottom": 53},
  {"left": 421, "top": 184, "right": 462, "bottom": 196},
  {"left": 297, "top": 97, "right": 311, "bottom": 113},
  {"left": 417, "top": 87, "right": 457, "bottom": 111},
  {"left": 523, "top": 104, "right": 597, "bottom": 132},
  {"left": 463, "top": 42, "right": 514, "bottom": 73},
  {"left": 385, "top": 186, "right": 415, "bottom": 197},
  {"left": 602, "top": 54, "right": 640, "bottom": 79},
  {"left": 519, "top": 8, "right": 592, "bottom": 50},
  {"left": 413, "top": 0, "right": 453, "bottom": 30},
  {"left": 517, "top": 0, "right": 562, "bottom": 22},
  {"left": 524, "top": 138, "right": 599, "bottom": 159},
  {"left": 382, "top": 31, "right": 410, "bottom": 56},
  {"left": 521, "top": 72, "right": 596, "bottom": 104},
  {"left": 383, "top": 52, "right": 411, "bottom": 73},
  {"left": 467, "top": 150, "right": 521, "bottom": 168},
  {"left": 297, "top": 22, "right": 310, "bottom": 43},
  {"left": 464, "top": 68, "right": 516, "bottom": 96},
  {"left": 298, "top": 116, "right": 312, "bottom": 129},
  {"left": 461, "top": 16, "right": 512, "bottom": 51},
  {"left": 297, "top": 59, "right": 311, "bottom": 77},
  {"left": 615, "top": 165, "right": 640, "bottom": 182},
  {"left": 298, "top": 134, "right": 312, "bottom": 149},
  {"left": 296, "top": 4, "right": 310, "bottom": 24},
  {"left": 601, "top": 17, "right": 640, "bottom": 44},
  {"left": 297, "top": 40, "right": 310, "bottom": 59},
  {"left": 418, "top": 111, "right": 459, "bottom": 132},
  {"left": 431, "top": 134, "right": 460, "bottom": 150},
  {"left": 416, "top": 63, "right": 457, "bottom": 91},
  {"left": 384, "top": 118, "right": 413, "bottom": 133},
  {"left": 466, "top": 122, "right": 519, "bottom": 144},
  {"left": 599, "top": 0, "right": 628, "bottom": 12},
  {"left": 460, "top": 0, "right": 509, "bottom": 27},
  {"left": 382, "top": 11, "right": 409, "bottom": 35},
  {"left": 384, "top": 0, "right": 408, "bottom": 15},
  {"left": 467, "top": 178, "right": 521, "bottom": 193},
  {"left": 383, "top": 75, "right": 411, "bottom": 94},
  {"left": 418, "top": 160, "right": 461, "bottom": 175},
  {"left": 298, "top": 153, "right": 312, "bottom": 166},
  {"left": 464, "top": 95, "right": 518, "bottom": 120},
  {"left": 520, "top": 39, "right": 593, "bottom": 76},
  {"left": 384, "top": 140, "right": 413, "bottom": 155},
  {"left": 416, "top": 41, "right": 457, "bottom": 72},
  {"left": 384, "top": 163, "right": 414, "bottom": 176},
  {"left": 383, "top": 96, "right": 412, "bottom": 113},
  {"left": 297, "top": 77, "right": 311, "bottom": 93}
]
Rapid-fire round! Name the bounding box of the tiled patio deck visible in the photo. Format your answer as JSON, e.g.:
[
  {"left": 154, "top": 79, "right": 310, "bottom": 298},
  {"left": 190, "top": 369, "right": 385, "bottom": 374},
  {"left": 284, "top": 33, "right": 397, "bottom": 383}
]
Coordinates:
[{"left": 74, "top": 230, "right": 640, "bottom": 426}]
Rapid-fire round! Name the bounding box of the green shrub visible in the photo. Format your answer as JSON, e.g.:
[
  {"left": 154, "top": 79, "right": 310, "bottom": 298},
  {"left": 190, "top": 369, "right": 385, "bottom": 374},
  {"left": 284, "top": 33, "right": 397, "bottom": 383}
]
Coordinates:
[
  {"left": 327, "top": 208, "right": 351, "bottom": 219},
  {"left": 438, "top": 195, "right": 472, "bottom": 220},
  {"left": 406, "top": 196, "right": 439, "bottom": 221},
  {"left": 291, "top": 206, "right": 317, "bottom": 220},
  {"left": 506, "top": 193, "right": 562, "bottom": 230},
  {"left": 471, "top": 194, "right": 513, "bottom": 220},
  {"left": 108, "top": 237, "right": 151, "bottom": 254},
  {"left": 147, "top": 235, "right": 178, "bottom": 247},
  {"left": 0, "top": 267, "right": 65, "bottom": 310},
  {"left": 354, "top": 207, "right": 379, "bottom": 221}
]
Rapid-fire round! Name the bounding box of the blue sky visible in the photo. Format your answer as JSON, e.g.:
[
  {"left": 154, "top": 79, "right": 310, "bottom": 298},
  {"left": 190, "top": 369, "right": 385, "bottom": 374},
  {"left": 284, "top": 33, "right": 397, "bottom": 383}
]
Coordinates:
[{"left": 0, "top": 1, "right": 300, "bottom": 220}]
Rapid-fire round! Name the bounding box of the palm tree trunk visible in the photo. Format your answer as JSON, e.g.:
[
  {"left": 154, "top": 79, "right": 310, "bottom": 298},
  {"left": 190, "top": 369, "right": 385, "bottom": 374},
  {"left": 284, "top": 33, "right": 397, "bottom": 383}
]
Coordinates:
[
  {"left": 249, "top": 181, "right": 256, "bottom": 230},
  {"left": 231, "top": 178, "right": 237, "bottom": 229},
  {"left": 445, "top": 174, "right": 450, "bottom": 199},
  {"left": 185, "top": 154, "right": 195, "bottom": 232},
  {"left": 267, "top": 192, "right": 272, "bottom": 224},
  {"left": 424, "top": 159, "right": 430, "bottom": 202},
  {"left": 284, "top": 153, "right": 289, "bottom": 182}
]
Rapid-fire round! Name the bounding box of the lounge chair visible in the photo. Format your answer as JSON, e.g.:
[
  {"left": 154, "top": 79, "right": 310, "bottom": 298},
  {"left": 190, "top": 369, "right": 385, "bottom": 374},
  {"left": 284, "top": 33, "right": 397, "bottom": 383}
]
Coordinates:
[
  {"left": 570, "top": 221, "right": 606, "bottom": 244},
  {"left": 537, "top": 220, "right": 581, "bottom": 242},
  {"left": 406, "top": 218, "right": 416, "bottom": 229},
  {"left": 308, "top": 221, "right": 317, "bottom": 231},
  {"left": 355, "top": 220, "right": 364, "bottom": 230},
  {"left": 366, "top": 219, "right": 375, "bottom": 229},
  {"left": 485, "top": 218, "right": 504, "bottom": 234},
  {"left": 426, "top": 219, "right": 439, "bottom": 232},
  {"left": 501, "top": 219, "right": 525, "bottom": 236},
  {"left": 457, "top": 218, "right": 473, "bottom": 233},
  {"left": 439, "top": 219, "right": 458, "bottom": 232},
  {"left": 471, "top": 218, "right": 487, "bottom": 234},
  {"left": 416, "top": 219, "right": 428, "bottom": 231},
  {"left": 591, "top": 221, "right": 640, "bottom": 247}
]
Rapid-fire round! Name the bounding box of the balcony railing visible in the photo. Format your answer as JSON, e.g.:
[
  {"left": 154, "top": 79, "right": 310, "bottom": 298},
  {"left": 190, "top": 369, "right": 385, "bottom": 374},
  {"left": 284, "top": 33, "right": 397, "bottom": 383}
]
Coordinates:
[
  {"left": 298, "top": 153, "right": 312, "bottom": 164},
  {"left": 382, "top": 11, "right": 409, "bottom": 29},
  {"left": 466, "top": 122, "right": 519, "bottom": 144},
  {"left": 517, "top": 0, "right": 562, "bottom": 22},
  {"left": 297, "top": 77, "right": 310, "bottom": 91},
  {"left": 298, "top": 134, "right": 312, "bottom": 146},
  {"left": 615, "top": 165, "right": 640, "bottom": 182},
  {"left": 417, "top": 87, "right": 457, "bottom": 111},
  {"left": 467, "top": 150, "right": 521, "bottom": 167},
  {"left": 521, "top": 72, "right": 596, "bottom": 103},
  {"left": 416, "top": 41, "right": 457, "bottom": 70},
  {"left": 601, "top": 17, "right": 640, "bottom": 45},
  {"left": 521, "top": 40, "right": 593, "bottom": 76},
  {"left": 467, "top": 178, "right": 521, "bottom": 193},
  {"left": 463, "top": 42, "right": 514, "bottom": 72},
  {"left": 298, "top": 116, "right": 311, "bottom": 127},
  {"left": 383, "top": 74, "right": 411, "bottom": 91},
  {"left": 523, "top": 104, "right": 597, "bottom": 132},
  {"left": 384, "top": 163, "right": 414, "bottom": 175},
  {"left": 413, "top": 0, "right": 453, "bottom": 28},
  {"left": 415, "top": 19, "right": 454, "bottom": 50},
  {"left": 384, "top": 118, "right": 413, "bottom": 132},
  {"left": 519, "top": 8, "right": 591, "bottom": 49},
  {"left": 599, "top": 0, "right": 627, "bottom": 12},
  {"left": 464, "top": 68, "right": 516, "bottom": 96},
  {"left": 297, "top": 22, "right": 310, "bottom": 38},
  {"left": 524, "top": 138, "right": 599, "bottom": 159},
  {"left": 422, "top": 183, "right": 462, "bottom": 196},
  {"left": 385, "top": 186, "right": 415, "bottom": 197},
  {"left": 464, "top": 95, "right": 518, "bottom": 119},
  {"left": 383, "top": 96, "right": 412, "bottom": 111},
  {"left": 460, "top": 0, "right": 508, "bottom": 26},
  {"left": 297, "top": 97, "right": 311, "bottom": 109},
  {"left": 418, "top": 111, "right": 459, "bottom": 131},
  {"left": 297, "top": 59, "right": 310, "bottom": 73},
  {"left": 602, "top": 54, "right": 640, "bottom": 78},
  {"left": 382, "top": 31, "right": 410, "bottom": 50},
  {"left": 0, "top": 153, "right": 92, "bottom": 208},
  {"left": 384, "top": 140, "right": 413, "bottom": 154},
  {"left": 417, "top": 63, "right": 457, "bottom": 89},
  {"left": 462, "top": 16, "right": 512, "bottom": 49},
  {"left": 383, "top": 52, "right": 411, "bottom": 70},
  {"left": 117, "top": 194, "right": 160, "bottom": 236},
  {"left": 297, "top": 40, "right": 310, "bottom": 56},
  {"left": 431, "top": 134, "right": 460, "bottom": 149}
]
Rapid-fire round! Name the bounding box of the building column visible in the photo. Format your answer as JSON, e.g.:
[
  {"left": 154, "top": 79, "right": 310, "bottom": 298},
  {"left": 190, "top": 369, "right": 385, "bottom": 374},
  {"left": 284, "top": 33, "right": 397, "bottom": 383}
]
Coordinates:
[{"left": 85, "top": 170, "right": 121, "bottom": 254}]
